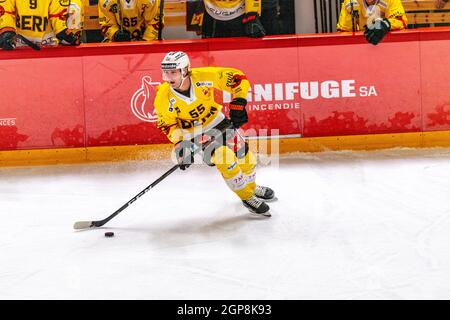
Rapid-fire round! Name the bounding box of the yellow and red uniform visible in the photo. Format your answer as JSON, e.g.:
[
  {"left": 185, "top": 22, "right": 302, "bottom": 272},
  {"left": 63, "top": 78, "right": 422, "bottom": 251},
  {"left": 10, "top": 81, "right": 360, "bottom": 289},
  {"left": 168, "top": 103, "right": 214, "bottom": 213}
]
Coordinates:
[
  {"left": 0, "top": 0, "right": 73, "bottom": 46},
  {"left": 98, "top": 0, "right": 162, "bottom": 41},
  {"left": 154, "top": 67, "right": 257, "bottom": 201},
  {"left": 337, "top": 0, "right": 407, "bottom": 32}
]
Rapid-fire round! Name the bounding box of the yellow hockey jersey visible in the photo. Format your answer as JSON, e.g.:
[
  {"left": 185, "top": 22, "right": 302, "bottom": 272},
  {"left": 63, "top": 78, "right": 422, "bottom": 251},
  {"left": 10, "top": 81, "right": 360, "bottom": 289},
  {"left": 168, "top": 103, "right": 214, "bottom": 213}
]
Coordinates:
[
  {"left": 98, "top": 0, "right": 162, "bottom": 41},
  {"left": 0, "top": 0, "right": 71, "bottom": 46},
  {"left": 154, "top": 67, "right": 250, "bottom": 144},
  {"left": 337, "top": 0, "right": 407, "bottom": 32},
  {"left": 203, "top": 0, "right": 262, "bottom": 21}
]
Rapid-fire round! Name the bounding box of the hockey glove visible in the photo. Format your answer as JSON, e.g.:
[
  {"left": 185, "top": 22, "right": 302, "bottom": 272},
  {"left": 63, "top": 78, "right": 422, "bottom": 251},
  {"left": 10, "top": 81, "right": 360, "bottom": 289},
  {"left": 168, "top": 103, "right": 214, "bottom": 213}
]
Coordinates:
[
  {"left": 242, "top": 12, "right": 266, "bottom": 38},
  {"left": 0, "top": 31, "right": 16, "bottom": 50},
  {"left": 364, "top": 18, "right": 390, "bottom": 45},
  {"left": 113, "top": 29, "right": 132, "bottom": 42},
  {"left": 229, "top": 98, "right": 248, "bottom": 129},
  {"left": 174, "top": 140, "right": 195, "bottom": 170},
  {"left": 56, "top": 29, "right": 81, "bottom": 46}
]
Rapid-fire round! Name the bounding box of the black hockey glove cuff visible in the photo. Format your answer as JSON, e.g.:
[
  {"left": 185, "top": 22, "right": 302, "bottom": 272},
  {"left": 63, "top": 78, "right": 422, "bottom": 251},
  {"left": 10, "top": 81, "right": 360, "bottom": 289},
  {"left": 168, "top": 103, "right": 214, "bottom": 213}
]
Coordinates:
[
  {"left": 113, "top": 29, "right": 132, "bottom": 42},
  {"left": 174, "top": 140, "right": 195, "bottom": 170},
  {"left": 229, "top": 98, "right": 248, "bottom": 129},
  {"left": 56, "top": 29, "right": 81, "bottom": 46},
  {"left": 0, "top": 30, "right": 16, "bottom": 50},
  {"left": 242, "top": 12, "right": 266, "bottom": 38},
  {"left": 364, "top": 18, "right": 390, "bottom": 45}
]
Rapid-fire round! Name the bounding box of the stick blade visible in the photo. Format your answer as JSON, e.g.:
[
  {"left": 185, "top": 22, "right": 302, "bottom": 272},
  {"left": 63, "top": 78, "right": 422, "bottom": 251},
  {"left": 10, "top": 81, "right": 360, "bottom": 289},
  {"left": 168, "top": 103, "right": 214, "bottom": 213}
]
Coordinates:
[{"left": 73, "top": 221, "right": 95, "bottom": 230}]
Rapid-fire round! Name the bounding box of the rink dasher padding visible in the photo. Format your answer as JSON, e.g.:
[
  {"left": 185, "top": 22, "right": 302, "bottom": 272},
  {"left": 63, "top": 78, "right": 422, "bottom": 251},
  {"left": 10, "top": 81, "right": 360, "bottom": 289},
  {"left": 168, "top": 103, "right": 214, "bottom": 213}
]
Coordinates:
[
  {"left": 1, "top": 28, "right": 450, "bottom": 166},
  {"left": 0, "top": 144, "right": 172, "bottom": 167}
]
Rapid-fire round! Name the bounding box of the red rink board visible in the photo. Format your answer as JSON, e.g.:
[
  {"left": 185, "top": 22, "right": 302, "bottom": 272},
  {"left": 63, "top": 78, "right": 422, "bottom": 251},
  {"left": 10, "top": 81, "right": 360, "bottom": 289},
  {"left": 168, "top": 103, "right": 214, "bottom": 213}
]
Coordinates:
[{"left": 1, "top": 29, "right": 450, "bottom": 151}]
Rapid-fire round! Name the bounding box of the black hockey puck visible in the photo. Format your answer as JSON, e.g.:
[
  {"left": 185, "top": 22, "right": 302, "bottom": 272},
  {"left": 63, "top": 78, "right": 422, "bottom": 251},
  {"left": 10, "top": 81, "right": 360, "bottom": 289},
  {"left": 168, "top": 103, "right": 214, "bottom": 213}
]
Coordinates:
[{"left": 104, "top": 232, "right": 114, "bottom": 237}]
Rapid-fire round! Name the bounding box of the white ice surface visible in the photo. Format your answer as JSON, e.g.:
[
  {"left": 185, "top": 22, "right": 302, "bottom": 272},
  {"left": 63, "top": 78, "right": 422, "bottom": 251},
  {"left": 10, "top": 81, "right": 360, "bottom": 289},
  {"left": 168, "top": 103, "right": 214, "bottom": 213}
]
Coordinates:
[{"left": 1, "top": 148, "right": 450, "bottom": 299}]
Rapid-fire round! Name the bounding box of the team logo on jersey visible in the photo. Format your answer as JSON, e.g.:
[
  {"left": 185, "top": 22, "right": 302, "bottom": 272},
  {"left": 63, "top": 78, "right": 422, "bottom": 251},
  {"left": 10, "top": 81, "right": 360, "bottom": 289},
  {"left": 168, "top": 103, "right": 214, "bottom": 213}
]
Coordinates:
[
  {"left": 109, "top": 4, "right": 118, "bottom": 14},
  {"left": 227, "top": 74, "right": 247, "bottom": 89},
  {"left": 59, "top": 0, "right": 70, "bottom": 7},
  {"left": 195, "top": 81, "right": 213, "bottom": 87},
  {"left": 131, "top": 76, "right": 161, "bottom": 123},
  {"left": 168, "top": 98, "right": 176, "bottom": 113},
  {"left": 202, "top": 88, "right": 211, "bottom": 98},
  {"left": 227, "top": 161, "right": 237, "bottom": 171},
  {"left": 204, "top": 1, "right": 244, "bottom": 21}
]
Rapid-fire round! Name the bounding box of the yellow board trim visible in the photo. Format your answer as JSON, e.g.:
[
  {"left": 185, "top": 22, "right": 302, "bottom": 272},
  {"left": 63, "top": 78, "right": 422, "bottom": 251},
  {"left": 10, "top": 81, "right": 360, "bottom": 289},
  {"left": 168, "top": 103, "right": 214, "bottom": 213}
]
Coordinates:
[
  {"left": 2, "top": 131, "right": 450, "bottom": 167},
  {"left": 258, "top": 131, "right": 450, "bottom": 154},
  {"left": 0, "top": 144, "right": 172, "bottom": 167}
]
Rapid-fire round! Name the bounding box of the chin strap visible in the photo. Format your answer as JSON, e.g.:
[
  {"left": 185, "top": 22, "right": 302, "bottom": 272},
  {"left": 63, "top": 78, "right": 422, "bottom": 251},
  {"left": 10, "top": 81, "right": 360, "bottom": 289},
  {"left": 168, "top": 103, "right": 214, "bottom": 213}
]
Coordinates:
[
  {"left": 177, "top": 75, "right": 189, "bottom": 89},
  {"left": 175, "top": 68, "right": 190, "bottom": 90},
  {"left": 163, "top": 67, "right": 190, "bottom": 89}
]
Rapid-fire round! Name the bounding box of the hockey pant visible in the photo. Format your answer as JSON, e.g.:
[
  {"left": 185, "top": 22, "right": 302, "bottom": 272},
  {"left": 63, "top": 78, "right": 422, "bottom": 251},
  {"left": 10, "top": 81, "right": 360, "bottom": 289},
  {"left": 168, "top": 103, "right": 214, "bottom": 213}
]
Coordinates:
[{"left": 210, "top": 144, "right": 257, "bottom": 201}]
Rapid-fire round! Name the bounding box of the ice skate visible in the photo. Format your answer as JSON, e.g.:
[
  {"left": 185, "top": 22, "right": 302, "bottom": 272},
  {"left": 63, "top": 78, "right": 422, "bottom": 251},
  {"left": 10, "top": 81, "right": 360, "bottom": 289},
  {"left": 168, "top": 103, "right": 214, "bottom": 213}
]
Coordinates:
[
  {"left": 254, "top": 185, "right": 276, "bottom": 202},
  {"left": 243, "top": 196, "right": 271, "bottom": 217}
]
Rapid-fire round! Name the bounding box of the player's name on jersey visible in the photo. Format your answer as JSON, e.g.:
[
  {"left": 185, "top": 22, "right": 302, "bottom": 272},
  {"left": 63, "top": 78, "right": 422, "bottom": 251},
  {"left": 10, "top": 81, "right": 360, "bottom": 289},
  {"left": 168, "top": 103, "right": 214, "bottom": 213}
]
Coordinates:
[{"left": 16, "top": 15, "right": 49, "bottom": 32}]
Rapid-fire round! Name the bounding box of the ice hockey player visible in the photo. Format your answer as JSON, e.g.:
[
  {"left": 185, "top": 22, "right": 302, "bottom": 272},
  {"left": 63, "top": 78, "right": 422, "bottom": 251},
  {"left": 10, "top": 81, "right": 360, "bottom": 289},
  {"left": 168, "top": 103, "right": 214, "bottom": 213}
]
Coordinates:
[
  {"left": 337, "top": 0, "right": 408, "bottom": 45},
  {"left": 98, "top": 0, "right": 163, "bottom": 42},
  {"left": 201, "top": 0, "right": 266, "bottom": 38},
  {"left": 153, "top": 51, "right": 274, "bottom": 216},
  {"left": 0, "top": 0, "right": 81, "bottom": 50}
]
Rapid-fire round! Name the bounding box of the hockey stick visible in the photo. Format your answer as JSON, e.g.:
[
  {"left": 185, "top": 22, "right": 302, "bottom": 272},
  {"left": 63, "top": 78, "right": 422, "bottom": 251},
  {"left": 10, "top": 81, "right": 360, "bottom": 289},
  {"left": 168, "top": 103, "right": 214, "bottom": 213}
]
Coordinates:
[
  {"left": 118, "top": 0, "right": 124, "bottom": 32},
  {"left": 73, "top": 164, "right": 180, "bottom": 230},
  {"left": 73, "top": 122, "right": 234, "bottom": 230},
  {"left": 16, "top": 34, "right": 41, "bottom": 51},
  {"left": 350, "top": 0, "right": 355, "bottom": 33},
  {"left": 350, "top": 0, "right": 359, "bottom": 35},
  {"left": 158, "top": 0, "right": 165, "bottom": 40}
]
